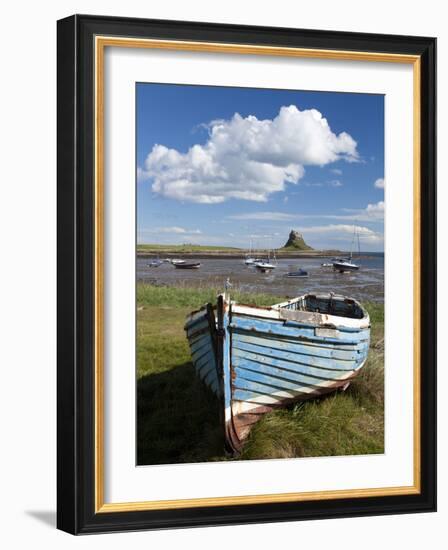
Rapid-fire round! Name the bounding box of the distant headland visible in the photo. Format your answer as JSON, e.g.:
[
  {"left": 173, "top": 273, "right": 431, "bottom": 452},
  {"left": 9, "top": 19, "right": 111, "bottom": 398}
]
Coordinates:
[{"left": 136, "top": 229, "right": 349, "bottom": 259}]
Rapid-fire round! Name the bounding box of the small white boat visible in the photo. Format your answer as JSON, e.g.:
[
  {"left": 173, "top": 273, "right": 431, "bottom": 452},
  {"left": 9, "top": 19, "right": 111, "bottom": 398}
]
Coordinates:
[
  {"left": 246, "top": 257, "right": 263, "bottom": 266},
  {"left": 244, "top": 240, "right": 263, "bottom": 265},
  {"left": 254, "top": 261, "right": 276, "bottom": 272},
  {"left": 171, "top": 259, "right": 186, "bottom": 265},
  {"left": 321, "top": 262, "right": 333, "bottom": 267},
  {"left": 254, "top": 249, "right": 277, "bottom": 272}
]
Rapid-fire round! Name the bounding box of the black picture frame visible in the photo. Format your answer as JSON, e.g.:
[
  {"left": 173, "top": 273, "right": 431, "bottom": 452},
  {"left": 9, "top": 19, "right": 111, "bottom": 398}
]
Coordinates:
[{"left": 57, "top": 14, "right": 436, "bottom": 534}]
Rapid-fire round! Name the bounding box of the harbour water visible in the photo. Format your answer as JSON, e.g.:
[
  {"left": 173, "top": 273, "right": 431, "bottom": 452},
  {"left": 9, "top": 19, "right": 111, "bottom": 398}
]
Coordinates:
[{"left": 137, "top": 253, "right": 384, "bottom": 303}]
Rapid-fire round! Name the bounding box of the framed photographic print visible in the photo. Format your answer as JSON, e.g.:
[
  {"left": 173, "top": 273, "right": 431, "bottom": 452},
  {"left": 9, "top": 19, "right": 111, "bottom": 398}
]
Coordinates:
[{"left": 57, "top": 14, "right": 436, "bottom": 534}]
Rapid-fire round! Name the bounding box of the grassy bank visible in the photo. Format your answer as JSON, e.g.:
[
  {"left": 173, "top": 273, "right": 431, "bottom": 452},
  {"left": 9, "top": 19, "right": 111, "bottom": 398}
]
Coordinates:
[
  {"left": 137, "top": 244, "right": 344, "bottom": 258},
  {"left": 137, "top": 243, "right": 240, "bottom": 254},
  {"left": 137, "top": 284, "right": 384, "bottom": 465}
]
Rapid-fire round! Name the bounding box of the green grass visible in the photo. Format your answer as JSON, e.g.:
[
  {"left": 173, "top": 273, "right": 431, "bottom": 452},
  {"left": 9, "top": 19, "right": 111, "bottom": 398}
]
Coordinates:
[
  {"left": 137, "top": 243, "right": 240, "bottom": 253},
  {"left": 137, "top": 284, "right": 282, "bottom": 309},
  {"left": 137, "top": 284, "right": 384, "bottom": 465}
]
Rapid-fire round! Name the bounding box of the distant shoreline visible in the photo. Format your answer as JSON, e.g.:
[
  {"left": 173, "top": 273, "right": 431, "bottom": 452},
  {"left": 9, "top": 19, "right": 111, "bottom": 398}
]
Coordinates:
[{"left": 137, "top": 249, "right": 380, "bottom": 260}]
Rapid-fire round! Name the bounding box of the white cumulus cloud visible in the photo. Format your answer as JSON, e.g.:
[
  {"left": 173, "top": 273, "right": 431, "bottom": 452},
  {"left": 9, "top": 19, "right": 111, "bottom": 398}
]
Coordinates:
[
  {"left": 374, "top": 177, "right": 385, "bottom": 189},
  {"left": 140, "top": 226, "right": 202, "bottom": 234},
  {"left": 226, "top": 201, "right": 384, "bottom": 224},
  {"left": 139, "top": 105, "right": 359, "bottom": 204},
  {"left": 324, "top": 201, "right": 384, "bottom": 222},
  {"left": 297, "top": 224, "right": 383, "bottom": 244},
  {"left": 364, "top": 200, "right": 384, "bottom": 219}
]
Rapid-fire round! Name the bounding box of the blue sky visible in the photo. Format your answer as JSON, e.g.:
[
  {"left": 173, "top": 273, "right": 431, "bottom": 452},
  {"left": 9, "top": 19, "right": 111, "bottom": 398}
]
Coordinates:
[{"left": 137, "top": 83, "right": 384, "bottom": 251}]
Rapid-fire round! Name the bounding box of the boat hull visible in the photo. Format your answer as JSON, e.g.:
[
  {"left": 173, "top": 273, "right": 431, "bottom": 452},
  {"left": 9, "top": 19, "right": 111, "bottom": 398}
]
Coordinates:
[
  {"left": 185, "top": 293, "right": 370, "bottom": 453},
  {"left": 174, "top": 262, "right": 201, "bottom": 269},
  {"left": 255, "top": 263, "right": 276, "bottom": 273},
  {"left": 333, "top": 262, "right": 359, "bottom": 272}
]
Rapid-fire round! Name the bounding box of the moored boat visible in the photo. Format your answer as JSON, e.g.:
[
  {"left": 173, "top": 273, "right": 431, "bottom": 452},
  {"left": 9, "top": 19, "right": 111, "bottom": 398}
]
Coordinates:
[
  {"left": 332, "top": 258, "right": 359, "bottom": 272},
  {"left": 254, "top": 248, "right": 277, "bottom": 272},
  {"left": 185, "top": 292, "right": 370, "bottom": 453},
  {"left": 244, "top": 240, "right": 263, "bottom": 265},
  {"left": 254, "top": 261, "right": 276, "bottom": 272},
  {"left": 174, "top": 262, "right": 201, "bottom": 269},
  {"left": 333, "top": 226, "right": 361, "bottom": 272},
  {"left": 148, "top": 258, "right": 163, "bottom": 267},
  {"left": 245, "top": 257, "right": 263, "bottom": 265},
  {"left": 285, "top": 268, "right": 309, "bottom": 278}
]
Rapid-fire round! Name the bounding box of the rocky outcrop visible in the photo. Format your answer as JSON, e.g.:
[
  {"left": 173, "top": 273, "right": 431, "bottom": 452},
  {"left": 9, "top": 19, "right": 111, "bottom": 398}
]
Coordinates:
[{"left": 283, "top": 230, "right": 313, "bottom": 250}]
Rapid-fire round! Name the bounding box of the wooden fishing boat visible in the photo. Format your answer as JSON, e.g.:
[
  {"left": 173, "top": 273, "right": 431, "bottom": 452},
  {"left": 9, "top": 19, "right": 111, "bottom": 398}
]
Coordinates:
[
  {"left": 185, "top": 292, "right": 370, "bottom": 453},
  {"left": 173, "top": 262, "right": 201, "bottom": 269}
]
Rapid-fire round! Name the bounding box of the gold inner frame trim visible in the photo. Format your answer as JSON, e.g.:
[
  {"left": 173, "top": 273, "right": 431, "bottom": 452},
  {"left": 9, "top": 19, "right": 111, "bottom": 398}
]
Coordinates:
[{"left": 94, "top": 35, "right": 421, "bottom": 513}]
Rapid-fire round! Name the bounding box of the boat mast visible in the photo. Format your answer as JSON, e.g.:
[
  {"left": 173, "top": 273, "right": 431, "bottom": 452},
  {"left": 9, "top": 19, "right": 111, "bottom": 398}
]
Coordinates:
[{"left": 349, "top": 225, "right": 356, "bottom": 260}]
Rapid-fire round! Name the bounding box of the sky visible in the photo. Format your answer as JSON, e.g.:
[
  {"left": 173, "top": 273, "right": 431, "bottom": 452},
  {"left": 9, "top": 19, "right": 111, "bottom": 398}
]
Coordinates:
[{"left": 136, "top": 83, "right": 384, "bottom": 252}]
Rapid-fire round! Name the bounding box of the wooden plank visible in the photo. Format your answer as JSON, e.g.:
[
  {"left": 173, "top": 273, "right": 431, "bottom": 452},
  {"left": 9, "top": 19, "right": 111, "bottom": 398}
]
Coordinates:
[
  {"left": 233, "top": 366, "right": 323, "bottom": 393},
  {"left": 232, "top": 338, "right": 360, "bottom": 370},
  {"left": 232, "top": 331, "right": 365, "bottom": 360},
  {"left": 186, "top": 319, "right": 210, "bottom": 338},
  {"left": 190, "top": 335, "right": 213, "bottom": 359},
  {"left": 232, "top": 347, "right": 361, "bottom": 377},
  {"left": 230, "top": 316, "right": 369, "bottom": 344},
  {"left": 232, "top": 356, "right": 353, "bottom": 384},
  {"left": 184, "top": 308, "right": 208, "bottom": 328},
  {"left": 232, "top": 379, "right": 313, "bottom": 402},
  {"left": 193, "top": 348, "right": 215, "bottom": 372}
]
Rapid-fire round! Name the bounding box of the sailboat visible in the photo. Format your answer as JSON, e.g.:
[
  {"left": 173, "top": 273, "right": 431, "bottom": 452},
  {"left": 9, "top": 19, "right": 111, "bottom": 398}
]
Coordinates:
[
  {"left": 333, "top": 227, "right": 360, "bottom": 273},
  {"left": 244, "top": 240, "right": 262, "bottom": 265},
  {"left": 254, "top": 249, "right": 277, "bottom": 272}
]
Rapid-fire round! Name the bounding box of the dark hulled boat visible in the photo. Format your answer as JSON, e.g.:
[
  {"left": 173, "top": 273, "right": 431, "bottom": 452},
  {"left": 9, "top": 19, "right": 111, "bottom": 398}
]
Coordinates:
[{"left": 173, "top": 262, "right": 201, "bottom": 269}]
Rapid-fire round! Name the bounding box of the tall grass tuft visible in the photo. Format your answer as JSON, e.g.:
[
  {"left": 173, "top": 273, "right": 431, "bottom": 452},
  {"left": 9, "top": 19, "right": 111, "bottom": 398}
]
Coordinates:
[{"left": 137, "top": 283, "right": 283, "bottom": 309}]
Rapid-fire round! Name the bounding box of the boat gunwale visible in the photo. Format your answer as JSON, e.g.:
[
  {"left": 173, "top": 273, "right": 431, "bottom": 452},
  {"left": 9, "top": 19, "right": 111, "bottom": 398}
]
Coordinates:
[
  {"left": 231, "top": 293, "right": 370, "bottom": 330},
  {"left": 184, "top": 303, "right": 214, "bottom": 330}
]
